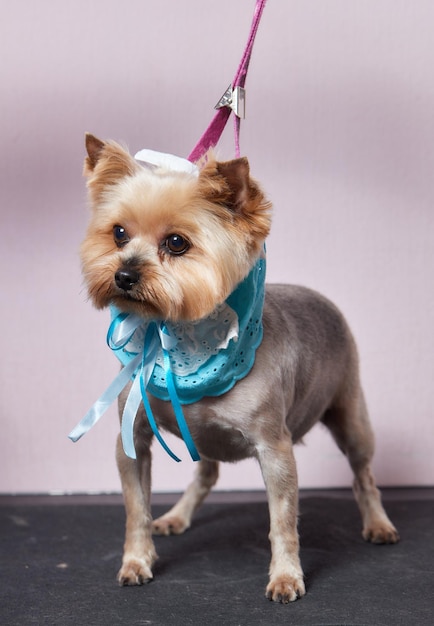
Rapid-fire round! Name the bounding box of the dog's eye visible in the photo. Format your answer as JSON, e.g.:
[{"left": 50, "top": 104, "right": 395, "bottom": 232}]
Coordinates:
[
  {"left": 164, "top": 234, "right": 190, "bottom": 256},
  {"left": 113, "top": 225, "right": 130, "bottom": 247}
]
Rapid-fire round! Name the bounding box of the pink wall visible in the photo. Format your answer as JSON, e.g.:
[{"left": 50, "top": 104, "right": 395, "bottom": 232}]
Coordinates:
[{"left": 1, "top": 0, "right": 433, "bottom": 494}]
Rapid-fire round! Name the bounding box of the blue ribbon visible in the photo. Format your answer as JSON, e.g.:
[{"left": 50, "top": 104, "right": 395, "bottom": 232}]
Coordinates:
[{"left": 69, "top": 313, "right": 200, "bottom": 462}]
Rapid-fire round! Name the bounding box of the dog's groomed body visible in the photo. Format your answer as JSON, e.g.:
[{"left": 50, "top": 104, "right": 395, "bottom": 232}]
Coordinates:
[
  {"left": 80, "top": 134, "right": 399, "bottom": 604},
  {"left": 117, "top": 284, "right": 398, "bottom": 603}
]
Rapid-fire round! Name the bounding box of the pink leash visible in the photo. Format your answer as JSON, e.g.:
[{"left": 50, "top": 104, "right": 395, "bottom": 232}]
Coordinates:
[{"left": 187, "top": 0, "right": 267, "bottom": 163}]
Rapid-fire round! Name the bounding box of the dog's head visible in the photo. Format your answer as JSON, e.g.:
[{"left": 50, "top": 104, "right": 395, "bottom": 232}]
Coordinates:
[{"left": 80, "top": 134, "right": 271, "bottom": 321}]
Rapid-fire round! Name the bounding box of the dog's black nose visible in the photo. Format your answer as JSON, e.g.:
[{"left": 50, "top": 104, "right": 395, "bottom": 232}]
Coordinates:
[{"left": 115, "top": 268, "right": 140, "bottom": 291}]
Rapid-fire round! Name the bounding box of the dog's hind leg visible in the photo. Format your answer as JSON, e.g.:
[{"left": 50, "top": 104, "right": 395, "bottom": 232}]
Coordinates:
[
  {"left": 322, "top": 388, "right": 399, "bottom": 544},
  {"left": 152, "top": 459, "right": 219, "bottom": 535}
]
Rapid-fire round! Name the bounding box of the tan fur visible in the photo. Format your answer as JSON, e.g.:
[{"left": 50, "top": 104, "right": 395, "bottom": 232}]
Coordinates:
[
  {"left": 81, "top": 135, "right": 271, "bottom": 321},
  {"left": 81, "top": 134, "right": 399, "bottom": 604}
]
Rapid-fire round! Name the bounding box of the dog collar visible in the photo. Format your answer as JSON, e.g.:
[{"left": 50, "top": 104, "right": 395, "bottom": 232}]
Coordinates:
[{"left": 69, "top": 256, "right": 265, "bottom": 462}]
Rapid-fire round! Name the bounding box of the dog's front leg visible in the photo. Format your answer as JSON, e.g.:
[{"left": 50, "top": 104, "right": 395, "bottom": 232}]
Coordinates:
[
  {"left": 258, "top": 433, "right": 306, "bottom": 603},
  {"left": 116, "top": 433, "right": 157, "bottom": 585}
]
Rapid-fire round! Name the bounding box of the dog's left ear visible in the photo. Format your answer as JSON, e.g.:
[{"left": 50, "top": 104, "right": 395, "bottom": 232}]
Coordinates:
[
  {"left": 198, "top": 158, "right": 271, "bottom": 240},
  {"left": 199, "top": 157, "right": 266, "bottom": 214},
  {"left": 214, "top": 158, "right": 252, "bottom": 213}
]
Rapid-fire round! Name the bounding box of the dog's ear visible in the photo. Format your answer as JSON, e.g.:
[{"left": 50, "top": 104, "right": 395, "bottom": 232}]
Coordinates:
[
  {"left": 199, "top": 157, "right": 262, "bottom": 213},
  {"left": 215, "top": 158, "right": 251, "bottom": 213},
  {"left": 83, "top": 133, "right": 139, "bottom": 203},
  {"left": 84, "top": 133, "right": 105, "bottom": 172},
  {"left": 198, "top": 157, "right": 272, "bottom": 241}
]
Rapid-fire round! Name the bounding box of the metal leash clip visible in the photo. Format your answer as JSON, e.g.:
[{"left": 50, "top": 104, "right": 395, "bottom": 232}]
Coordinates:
[{"left": 215, "top": 84, "right": 246, "bottom": 119}]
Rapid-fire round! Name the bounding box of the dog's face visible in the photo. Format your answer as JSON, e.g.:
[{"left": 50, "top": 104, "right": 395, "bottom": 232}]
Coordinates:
[{"left": 81, "top": 134, "right": 271, "bottom": 321}]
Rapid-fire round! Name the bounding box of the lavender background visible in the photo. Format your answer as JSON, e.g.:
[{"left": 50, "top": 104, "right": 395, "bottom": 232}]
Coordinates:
[{"left": 1, "top": 0, "right": 433, "bottom": 493}]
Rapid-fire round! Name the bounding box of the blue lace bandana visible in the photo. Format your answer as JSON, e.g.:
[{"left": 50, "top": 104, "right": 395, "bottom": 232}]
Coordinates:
[
  {"left": 69, "top": 256, "right": 265, "bottom": 462},
  {"left": 114, "top": 256, "right": 265, "bottom": 403}
]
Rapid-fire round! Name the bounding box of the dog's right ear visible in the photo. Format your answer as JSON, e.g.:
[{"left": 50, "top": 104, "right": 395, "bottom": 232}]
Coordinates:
[
  {"left": 83, "top": 134, "right": 139, "bottom": 202},
  {"left": 84, "top": 133, "right": 105, "bottom": 172}
]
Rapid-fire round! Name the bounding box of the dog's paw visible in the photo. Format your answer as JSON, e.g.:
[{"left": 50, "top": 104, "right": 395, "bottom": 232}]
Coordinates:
[
  {"left": 117, "top": 558, "right": 154, "bottom": 586},
  {"left": 265, "top": 575, "right": 306, "bottom": 604},
  {"left": 152, "top": 515, "right": 190, "bottom": 536},
  {"left": 363, "top": 521, "right": 400, "bottom": 544}
]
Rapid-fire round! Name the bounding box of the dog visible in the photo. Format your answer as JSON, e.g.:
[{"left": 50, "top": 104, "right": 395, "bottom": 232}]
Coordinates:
[{"left": 80, "top": 133, "right": 399, "bottom": 603}]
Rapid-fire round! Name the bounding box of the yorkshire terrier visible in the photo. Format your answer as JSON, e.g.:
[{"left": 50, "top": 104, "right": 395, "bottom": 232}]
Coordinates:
[{"left": 79, "top": 133, "right": 399, "bottom": 603}]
